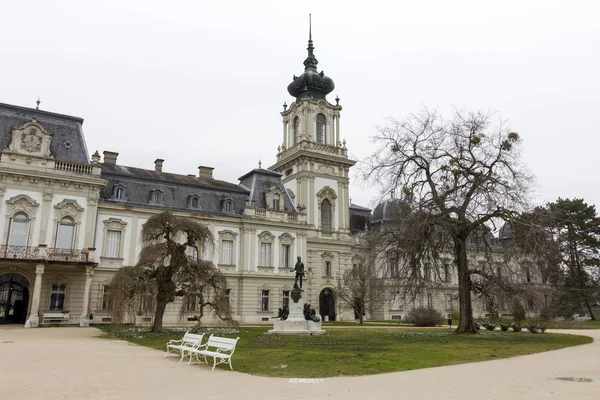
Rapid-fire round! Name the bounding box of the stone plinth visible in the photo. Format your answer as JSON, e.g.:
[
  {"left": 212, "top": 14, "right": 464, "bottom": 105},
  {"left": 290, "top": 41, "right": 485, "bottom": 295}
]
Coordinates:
[{"left": 267, "top": 289, "right": 326, "bottom": 335}]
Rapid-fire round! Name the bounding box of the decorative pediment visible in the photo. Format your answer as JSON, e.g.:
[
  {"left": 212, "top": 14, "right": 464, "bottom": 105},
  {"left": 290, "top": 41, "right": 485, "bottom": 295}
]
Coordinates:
[
  {"left": 103, "top": 218, "right": 127, "bottom": 231},
  {"left": 321, "top": 252, "right": 334, "bottom": 260},
  {"left": 6, "top": 194, "right": 39, "bottom": 215},
  {"left": 54, "top": 199, "right": 84, "bottom": 223},
  {"left": 218, "top": 230, "right": 238, "bottom": 241},
  {"left": 278, "top": 233, "right": 294, "bottom": 245},
  {"left": 258, "top": 231, "right": 275, "bottom": 242},
  {"left": 8, "top": 121, "right": 53, "bottom": 157}
]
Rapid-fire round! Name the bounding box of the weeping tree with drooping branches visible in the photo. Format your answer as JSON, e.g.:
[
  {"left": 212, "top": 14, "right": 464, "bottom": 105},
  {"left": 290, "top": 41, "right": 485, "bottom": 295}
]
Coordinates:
[
  {"left": 109, "top": 211, "right": 231, "bottom": 332},
  {"left": 362, "top": 108, "right": 536, "bottom": 333}
]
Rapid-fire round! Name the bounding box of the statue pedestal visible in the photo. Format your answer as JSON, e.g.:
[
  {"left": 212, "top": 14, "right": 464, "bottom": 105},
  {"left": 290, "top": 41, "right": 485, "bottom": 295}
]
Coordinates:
[{"left": 268, "top": 290, "right": 326, "bottom": 335}]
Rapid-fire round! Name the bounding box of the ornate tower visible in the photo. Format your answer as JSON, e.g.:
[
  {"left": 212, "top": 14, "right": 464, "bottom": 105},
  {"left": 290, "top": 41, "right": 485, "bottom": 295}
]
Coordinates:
[{"left": 270, "top": 23, "right": 355, "bottom": 237}]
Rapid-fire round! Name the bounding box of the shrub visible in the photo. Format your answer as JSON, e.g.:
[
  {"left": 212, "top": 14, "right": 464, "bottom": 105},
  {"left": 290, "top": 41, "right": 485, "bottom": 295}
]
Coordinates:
[
  {"left": 500, "top": 323, "right": 510, "bottom": 332},
  {"left": 483, "top": 321, "right": 496, "bottom": 331},
  {"left": 406, "top": 307, "right": 444, "bottom": 327},
  {"left": 527, "top": 324, "right": 539, "bottom": 333},
  {"left": 512, "top": 323, "right": 522, "bottom": 332}
]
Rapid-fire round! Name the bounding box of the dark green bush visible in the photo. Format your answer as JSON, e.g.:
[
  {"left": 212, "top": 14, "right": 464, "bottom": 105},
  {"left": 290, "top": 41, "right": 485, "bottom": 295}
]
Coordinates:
[{"left": 406, "top": 307, "right": 444, "bottom": 327}]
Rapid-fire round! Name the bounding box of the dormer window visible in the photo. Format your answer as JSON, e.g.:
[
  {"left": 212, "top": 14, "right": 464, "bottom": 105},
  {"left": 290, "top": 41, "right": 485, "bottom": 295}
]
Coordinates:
[
  {"left": 112, "top": 184, "right": 127, "bottom": 201},
  {"left": 273, "top": 194, "right": 280, "bottom": 210},
  {"left": 221, "top": 198, "right": 234, "bottom": 213},
  {"left": 149, "top": 189, "right": 164, "bottom": 206},
  {"left": 316, "top": 113, "right": 326, "bottom": 144},
  {"left": 188, "top": 194, "right": 201, "bottom": 210}
]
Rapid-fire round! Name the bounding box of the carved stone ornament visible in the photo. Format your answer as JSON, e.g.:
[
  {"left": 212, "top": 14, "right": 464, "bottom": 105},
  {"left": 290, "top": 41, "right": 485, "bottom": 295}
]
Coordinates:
[
  {"left": 317, "top": 186, "right": 338, "bottom": 203},
  {"left": 6, "top": 194, "right": 40, "bottom": 216},
  {"left": 54, "top": 199, "right": 84, "bottom": 223},
  {"left": 257, "top": 231, "right": 275, "bottom": 243},
  {"left": 9, "top": 122, "right": 53, "bottom": 157},
  {"left": 264, "top": 186, "right": 286, "bottom": 211},
  {"left": 317, "top": 164, "right": 337, "bottom": 176},
  {"left": 103, "top": 217, "right": 127, "bottom": 231}
]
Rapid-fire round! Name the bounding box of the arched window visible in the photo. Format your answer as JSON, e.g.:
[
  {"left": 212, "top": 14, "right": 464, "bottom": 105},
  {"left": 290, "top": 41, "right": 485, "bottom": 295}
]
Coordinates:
[
  {"left": 293, "top": 117, "right": 300, "bottom": 144},
  {"left": 55, "top": 217, "right": 75, "bottom": 250},
  {"left": 321, "top": 199, "right": 332, "bottom": 234},
  {"left": 273, "top": 194, "right": 280, "bottom": 210},
  {"left": 192, "top": 197, "right": 199, "bottom": 209},
  {"left": 8, "top": 213, "right": 30, "bottom": 247},
  {"left": 316, "top": 114, "right": 326, "bottom": 144}
]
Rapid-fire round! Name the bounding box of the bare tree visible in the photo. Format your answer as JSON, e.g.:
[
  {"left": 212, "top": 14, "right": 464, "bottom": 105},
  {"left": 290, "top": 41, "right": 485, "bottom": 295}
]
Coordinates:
[
  {"left": 362, "top": 109, "right": 534, "bottom": 333},
  {"left": 334, "top": 241, "right": 386, "bottom": 324},
  {"left": 109, "top": 212, "right": 231, "bottom": 332}
]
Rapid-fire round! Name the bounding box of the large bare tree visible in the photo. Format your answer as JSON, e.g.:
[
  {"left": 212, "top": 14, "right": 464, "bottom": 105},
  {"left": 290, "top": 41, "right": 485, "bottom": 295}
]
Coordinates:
[
  {"left": 362, "top": 109, "right": 534, "bottom": 333},
  {"left": 109, "top": 211, "right": 231, "bottom": 332}
]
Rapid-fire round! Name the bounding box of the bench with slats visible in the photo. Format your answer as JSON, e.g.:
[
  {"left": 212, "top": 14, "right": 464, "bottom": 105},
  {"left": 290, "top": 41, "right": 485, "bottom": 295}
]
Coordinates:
[
  {"left": 186, "top": 335, "right": 240, "bottom": 371},
  {"left": 165, "top": 332, "right": 205, "bottom": 362},
  {"left": 42, "top": 311, "right": 70, "bottom": 324}
]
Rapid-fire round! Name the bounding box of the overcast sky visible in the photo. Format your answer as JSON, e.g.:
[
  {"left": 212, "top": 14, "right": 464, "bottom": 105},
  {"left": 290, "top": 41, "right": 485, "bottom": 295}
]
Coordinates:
[{"left": 1, "top": 0, "right": 599, "bottom": 210}]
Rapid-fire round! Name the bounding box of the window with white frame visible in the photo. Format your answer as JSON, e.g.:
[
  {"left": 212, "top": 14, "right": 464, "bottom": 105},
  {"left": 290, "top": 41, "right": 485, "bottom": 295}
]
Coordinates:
[
  {"left": 186, "top": 295, "right": 197, "bottom": 312},
  {"left": 258, "top": 231, "right": 274, "bottom": 267},
  {"left": 50, "top": 284, "right": 66, "bottom": 310},
  {"left": 272, "top": 194, "right": 280, "bottom": 210},
  {"left": 281, "top": 244, "right": 291, "bottom": 268},
  {"left": 427, "top": 293, "right": 433, "bottom": 309},
  {"left": 8, "top": 212, "right": 30, "bottom": 247},
  {"left": 293, "top": 116, "right": 300, "bottom": 144},
  {"left": 55, "top": 216, "right": 75, "bottom": 250},
  {"left": 414, "top": 296, "right": 421, "bottom": 309},
  {"left": 445, "top": 294, "right": 453, "bottom": 310},
  {"left": 112, "top": 184, "right": 126, "bottom": 201},
  {"left": 324, "top": 260, "right": 332, "bottom": 277},
  {"left": 388, "top": 254, "right": 399, "bottom": 278},
  {"left": 101, "top": 285, "right": 111, "bottom": 311},
  {"left": 221, "top": 240, "right": 233, "bottom": 264},
  {"left": 282, "top": 290, "right": 290, "bottom": 309},
  {"left": 321, "top": 199, "right": 332, "bottom": 234},
  {"left": 226, "top": 289, "right": 232, "bottom": 307},
  {"left": 279, "top": 233, "right": 294, "bottom": 268},
  {"left": 391, "top": 293, "right": 403, "bottom": 311},
  {"left": 104, "top": 230, "right": 121, "bottom": 258},
  {"left": 149, "top": 189, "right": 163, "bottom": 205},
  {"left": 261, "top": 290, "right": 270, "bottom": 311},
  {"left": 260, "top": 243, "right": 271, "bottom": 267},
  {"left": 316, "top": 113, "right": 326, "bottom": 144}
]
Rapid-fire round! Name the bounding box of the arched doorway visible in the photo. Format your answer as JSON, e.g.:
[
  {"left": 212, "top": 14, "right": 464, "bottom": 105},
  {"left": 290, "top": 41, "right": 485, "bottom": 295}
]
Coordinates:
[
  {"left": 319, "top": 288, "right": 335, "bottom": 321},
  {"left": 0, "top": 273, "right": 30, "bottom": 324}
]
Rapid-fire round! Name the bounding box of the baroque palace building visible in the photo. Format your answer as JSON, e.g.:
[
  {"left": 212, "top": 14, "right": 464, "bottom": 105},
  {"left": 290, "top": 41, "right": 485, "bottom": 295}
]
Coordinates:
[{"left": 0, "top": 31, "right": 370, "bottom": 327}]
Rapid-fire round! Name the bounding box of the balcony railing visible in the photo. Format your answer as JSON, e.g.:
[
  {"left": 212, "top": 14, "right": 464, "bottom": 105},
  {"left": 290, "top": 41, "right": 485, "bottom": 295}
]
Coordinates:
[
  {"left": 46, "top": 248, "right": 89, "bottom": 262},
  {"left": 54, "top": 160, "right": 95, "bottom": 175},
  {"left": 0, "top": 245, "right": 39, "bottom": 259},
  {"left": 0, "top": 245, "right": 90, "bottom": 263},
  {"left": 243, "top": 208, "right": 306, "bottom": 223}
]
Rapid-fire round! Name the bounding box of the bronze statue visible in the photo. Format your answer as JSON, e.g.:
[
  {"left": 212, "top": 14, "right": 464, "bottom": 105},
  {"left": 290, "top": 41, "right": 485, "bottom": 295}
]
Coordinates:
[{"left": 292, "top": 256, "right": 305, "bottom": 288}]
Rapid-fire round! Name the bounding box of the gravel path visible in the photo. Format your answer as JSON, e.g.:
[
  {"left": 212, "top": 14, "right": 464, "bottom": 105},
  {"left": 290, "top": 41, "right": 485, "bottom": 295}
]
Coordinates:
[{"left": 0, "top": 326, "right": 598, "bottom": 400}]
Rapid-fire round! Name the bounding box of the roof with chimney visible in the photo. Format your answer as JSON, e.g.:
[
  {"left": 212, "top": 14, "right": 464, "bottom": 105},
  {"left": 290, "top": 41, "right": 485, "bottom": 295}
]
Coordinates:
[{"left": 0, "top": 102, "right": 90, "bottom": 164}]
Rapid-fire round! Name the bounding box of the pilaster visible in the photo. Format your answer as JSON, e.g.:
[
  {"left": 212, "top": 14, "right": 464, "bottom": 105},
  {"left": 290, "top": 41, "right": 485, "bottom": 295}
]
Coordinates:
[{"left": 25, "top": 263, "right": 45, "bottom": 328}]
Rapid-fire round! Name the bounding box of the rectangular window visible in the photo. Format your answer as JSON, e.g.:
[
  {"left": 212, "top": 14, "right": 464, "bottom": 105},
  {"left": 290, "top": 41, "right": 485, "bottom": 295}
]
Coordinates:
[
  {"left": 282, "top": 290, "right": 290, "bottom": 309},
  {"left": 414, "top": 296, "right": 421, "bottom": 309},
  {"left": 105, "top": 230, "right": 121, "bottom": 258},
  {"left": 186, "top": 245, "right": 198, "bottom": 261},
  {"left": 281, "top": 244, "right": 291, "bottom": 268},
  {"left": 261, "top": 290, "right": 270, "bottom": 311},
  {"left": 221, "top": 240, "right": 233, "bottom": 265},
  {"left": 526, "top": 267, "right": 531, "bottom": 283},
  {"left": 101, "top": 285, "right": 111, "bottom": 311},
  {"left": 260, "top": 243, "right": 271, "bottom": 267},
  {"left": 226, "top": 289, "right": 232, "bottom": 307},
  {"left": 424, "top": 263, "right": 431, "bottom": 282},
  {"left": 141, "top": 293, "right": 154, "bottom": 313},
  {"left": 50, "top": 284, "right": 66, "bottom": 310},
  {"left": 325, "top": 261, "right": 332, "bottom": 277},
  {"left": 444, "top": 264, "right": 451, "bottom": 283},
  {"left": 427, "top": 293, "right": 433, "bottom": 309},
  {"left": 186, "top": 295, "right": 197, "bottom": 312},
  {"left": 445, "top": 294, "right": 453, "bottom": 310},
  {"left": 389, "top": 257, "right": 399, "bottom": 278}
]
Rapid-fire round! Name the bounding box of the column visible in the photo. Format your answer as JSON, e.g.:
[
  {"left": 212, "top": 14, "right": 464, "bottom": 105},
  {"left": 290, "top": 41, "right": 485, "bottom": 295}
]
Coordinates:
[
  {"left": 80, "top": 266, "right": 94, "bottom": 326},
  {"left": 335, "top": 115, "right": 340, "bottom": 146},
  {"left": 282, "top": 121, "right": 287, "bottom": 148},
  {"left": 25, "top": 264, "right": 45, "bottom": 328},
  {"left": 39, "top": 191, "right": 53, "bottom": 245}
]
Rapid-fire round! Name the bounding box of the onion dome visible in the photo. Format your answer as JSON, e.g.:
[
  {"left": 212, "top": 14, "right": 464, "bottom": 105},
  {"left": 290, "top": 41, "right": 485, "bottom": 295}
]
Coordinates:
[{"left": 287, "top": 20, "right": 335, "bottom": 101}]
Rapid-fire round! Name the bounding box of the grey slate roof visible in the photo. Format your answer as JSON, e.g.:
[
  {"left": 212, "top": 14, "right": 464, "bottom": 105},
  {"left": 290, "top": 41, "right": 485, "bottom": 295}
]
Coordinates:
[
  {"left": 349, "top": 203, "right": 372, "bottom": 212},
  {"left": 0, "top": 102, "right": 90, "bottom": 164},
  {"left": 100, "top": 164, "right": 249, "bottom": 216},
  {"left": 238, "top": 168, "right": 296, "bottom": 212}
]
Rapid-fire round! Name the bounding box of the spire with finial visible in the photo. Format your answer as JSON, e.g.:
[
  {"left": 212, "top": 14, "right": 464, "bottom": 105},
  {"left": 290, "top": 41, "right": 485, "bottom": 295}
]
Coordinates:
[
  {"left": 36, "top": 96, "right": 41, "bottom": 110},
  {"left": 258, "top": 160, "right": 262, "bottom": 169},
  {"left": 287, "top": 14, "right": 335, "bottom": 100}
]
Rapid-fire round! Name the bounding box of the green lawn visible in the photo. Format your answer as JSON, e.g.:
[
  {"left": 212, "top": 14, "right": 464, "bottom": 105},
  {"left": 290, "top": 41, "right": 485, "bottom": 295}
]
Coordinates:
[{"left": 97, "top": 325, "right": 592, "bottom": 378}]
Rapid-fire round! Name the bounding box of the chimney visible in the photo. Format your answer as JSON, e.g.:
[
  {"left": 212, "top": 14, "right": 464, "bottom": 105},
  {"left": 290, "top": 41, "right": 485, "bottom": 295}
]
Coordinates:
[
  {"left": 154, "top": 158, "right": 164, "bottom": 172},
  {"left": 103, "top": 151, "right": 119, "bottom": 166},
  {"left": 198, "top": 165, "right": 214, "bottom": 179}
]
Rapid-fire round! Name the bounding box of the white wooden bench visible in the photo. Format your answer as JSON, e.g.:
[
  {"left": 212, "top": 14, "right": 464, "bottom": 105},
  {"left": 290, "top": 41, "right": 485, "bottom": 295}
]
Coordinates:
[
  {"left": 42, "top": 311, "right": 70, "bottom": 324},
  {"left": 186, "top": 335, "right": 240, "bottom": 371},
  {"left": 165, "top": 332, "right": 205, "bottom": 362}
]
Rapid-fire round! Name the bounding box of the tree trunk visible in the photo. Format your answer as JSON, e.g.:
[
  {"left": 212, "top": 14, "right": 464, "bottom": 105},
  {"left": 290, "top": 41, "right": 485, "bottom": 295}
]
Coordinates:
[
  {"left": 585, "top": 300, "right": 597, "bottom": 321},
  {"left": 152, "top": 299, "right": 167, "bottom": 332},
  {"left": 455, "top": 237, "right": 478, "bottom": 333}
]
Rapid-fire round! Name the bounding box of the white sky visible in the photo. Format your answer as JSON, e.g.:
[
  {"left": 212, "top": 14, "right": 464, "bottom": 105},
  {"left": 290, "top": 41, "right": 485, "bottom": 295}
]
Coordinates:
[{"left": 1, "top": 0, "right": 599, "bottom": 210}]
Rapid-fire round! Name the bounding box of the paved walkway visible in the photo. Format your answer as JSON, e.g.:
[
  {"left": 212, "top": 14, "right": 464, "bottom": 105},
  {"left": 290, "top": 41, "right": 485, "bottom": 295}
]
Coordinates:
[{"left": 1, "top": 326, "right": 598, "bottom": 400}]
